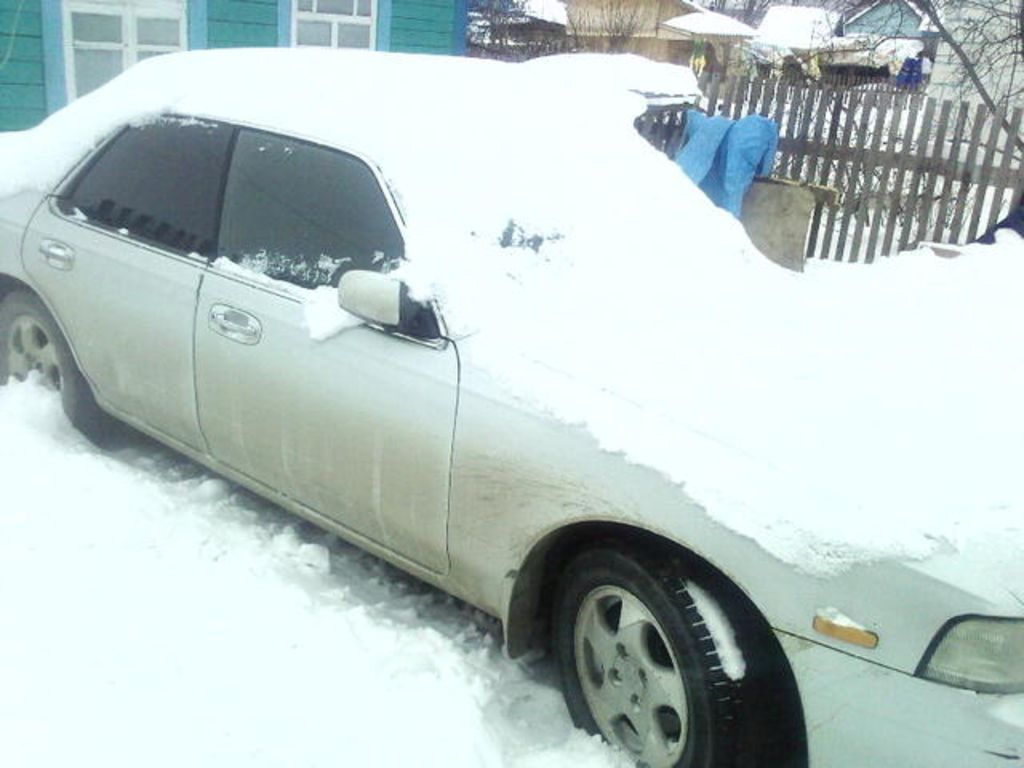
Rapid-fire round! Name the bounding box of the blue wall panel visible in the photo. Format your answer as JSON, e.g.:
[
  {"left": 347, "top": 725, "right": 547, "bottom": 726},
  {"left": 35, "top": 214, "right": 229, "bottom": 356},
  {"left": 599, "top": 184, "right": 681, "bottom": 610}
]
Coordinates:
[
  {"left": 1, "top": 0, "right": 51, "bottom": 128},
  {"left": 846, "top": 1, "right": 923, "bottom": 37},
  {"left": 390, "top": 0, "right": 456, "bottom": 54},
  {"left": 189, "top": 0, "right": 209, "bottom": 48},
  {"left": 376, "top": 0, "right": 391, "bottom": 50},
  {"left": 276, "top": 0, "right": 288, "bottom": 45},
  {"left": 207, "top": 0, "right": 277, "bottom": 47}
]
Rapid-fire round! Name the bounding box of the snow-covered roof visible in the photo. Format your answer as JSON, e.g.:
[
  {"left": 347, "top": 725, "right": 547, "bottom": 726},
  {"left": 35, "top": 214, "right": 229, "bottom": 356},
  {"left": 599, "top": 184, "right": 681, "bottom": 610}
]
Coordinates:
[
  {"left": 671, "top": 0, "right": 706, "bottom": 13},
  {"left": 756, "top": 5, "right": 839, "bottom": 51},
  {"left": 826, "top": 33, "right": 926, "bottom": 67},
  {"left": 522, "top": 0, "right": 566, "bottom": 25},
  {"left": 662, "top": 9, "right": 758, "bottom": 40}
]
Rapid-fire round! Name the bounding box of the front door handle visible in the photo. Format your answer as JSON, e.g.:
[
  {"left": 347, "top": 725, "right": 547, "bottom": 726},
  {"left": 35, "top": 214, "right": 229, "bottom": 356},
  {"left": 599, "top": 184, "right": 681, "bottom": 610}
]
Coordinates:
[
  {"left": 209, "top": 305, "right": 262, "bottom": 345},
  {"left": 40, "top": 240, "right": 75, "bottom": 270}
]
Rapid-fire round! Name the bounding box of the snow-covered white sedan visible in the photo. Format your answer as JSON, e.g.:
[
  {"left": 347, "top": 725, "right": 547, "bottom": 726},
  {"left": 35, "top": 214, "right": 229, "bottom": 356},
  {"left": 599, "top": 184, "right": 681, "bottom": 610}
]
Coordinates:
[{"left": 1, "top": 49, "right": 1022, "bottom": 768}]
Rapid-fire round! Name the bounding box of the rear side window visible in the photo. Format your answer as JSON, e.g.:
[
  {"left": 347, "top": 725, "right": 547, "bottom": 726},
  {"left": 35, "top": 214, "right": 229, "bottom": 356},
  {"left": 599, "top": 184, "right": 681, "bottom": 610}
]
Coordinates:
[
  {"left": 62, "top": 117, "right": 234, "bottom": 257},
  {"left": 218, "top": 129, "right": 404, "bottom": 289}
]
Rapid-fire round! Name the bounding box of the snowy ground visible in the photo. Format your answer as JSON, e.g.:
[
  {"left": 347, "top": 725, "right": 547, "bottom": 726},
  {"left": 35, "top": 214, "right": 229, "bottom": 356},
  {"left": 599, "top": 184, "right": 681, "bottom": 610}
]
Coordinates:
[{"left": 0, "top": 380, "right": 627, "bottom": 768}]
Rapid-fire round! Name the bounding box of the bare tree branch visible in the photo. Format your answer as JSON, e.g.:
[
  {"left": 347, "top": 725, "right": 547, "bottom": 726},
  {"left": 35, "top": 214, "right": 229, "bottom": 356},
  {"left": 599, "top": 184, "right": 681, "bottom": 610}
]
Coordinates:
[{"left": 916, "top": 0, "right": 1024, "bottom": 152}]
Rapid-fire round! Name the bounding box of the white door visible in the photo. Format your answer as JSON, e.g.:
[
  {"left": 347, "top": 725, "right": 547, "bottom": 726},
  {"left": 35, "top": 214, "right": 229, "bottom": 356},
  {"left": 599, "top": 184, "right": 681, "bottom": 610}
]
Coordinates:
[
  {"left": 194, "top": 128, "right": 458, "bottom": 573},
  {"left": 22, "top": 117, "right": 233, "bottom": 451}
]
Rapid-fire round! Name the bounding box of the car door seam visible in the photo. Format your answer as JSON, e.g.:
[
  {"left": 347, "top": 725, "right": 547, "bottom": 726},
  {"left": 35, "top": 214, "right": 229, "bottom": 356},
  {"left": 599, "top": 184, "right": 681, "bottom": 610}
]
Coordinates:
[
  {"left": 443, "top": 338, "right": 462, "bottom": 577},
  {"left": 191, "top": 269, "right": 212, "bottom": 455}
]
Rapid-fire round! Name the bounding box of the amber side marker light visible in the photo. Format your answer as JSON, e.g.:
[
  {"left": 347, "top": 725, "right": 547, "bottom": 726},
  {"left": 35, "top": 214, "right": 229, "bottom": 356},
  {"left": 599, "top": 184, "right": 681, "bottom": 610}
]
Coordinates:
[{"left": 812, "top": 616, "right": 879, "bottom": 649}]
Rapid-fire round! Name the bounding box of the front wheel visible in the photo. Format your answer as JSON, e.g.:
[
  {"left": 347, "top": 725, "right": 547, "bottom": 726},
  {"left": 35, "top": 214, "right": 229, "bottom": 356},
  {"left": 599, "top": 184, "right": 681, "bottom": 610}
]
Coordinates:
[
  {"left": 554, "top": 547, "right": 741, "bottom": 768},
  {"left": 0, "top": 290, "right": 114, "bottom": 443}
]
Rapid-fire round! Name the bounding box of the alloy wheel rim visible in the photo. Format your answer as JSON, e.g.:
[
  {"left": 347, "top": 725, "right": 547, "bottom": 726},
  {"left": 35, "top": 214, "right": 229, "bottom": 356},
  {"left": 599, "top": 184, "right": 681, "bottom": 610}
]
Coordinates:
[
  {"left": 574, "top": 585, "right": 689, "bottom": 768},
  {"left": 7, "top": 316, "right": 62, "bottom": 390}
]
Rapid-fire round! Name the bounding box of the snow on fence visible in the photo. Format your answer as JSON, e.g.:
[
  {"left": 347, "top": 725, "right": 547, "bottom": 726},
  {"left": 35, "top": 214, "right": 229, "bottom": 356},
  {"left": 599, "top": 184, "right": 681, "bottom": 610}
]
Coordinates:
[{"left": 637, "top": 74, "right": 1024, "bottom": 264}]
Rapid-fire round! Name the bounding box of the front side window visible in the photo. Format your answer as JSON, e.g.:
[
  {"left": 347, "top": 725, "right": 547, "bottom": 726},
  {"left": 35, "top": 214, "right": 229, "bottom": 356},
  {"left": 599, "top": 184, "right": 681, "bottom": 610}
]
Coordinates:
[
  {"left": 294, "top": 0, "right": 375, "bottom": 49},
  {"left": 66, "top": 0, "right": 185, "bottom": 98},
  {"left": 62, "top": 117, "right": 234, "bottom": 256},
  {"left": 218, "top": 129, "right": 403, "bottom": 289}
]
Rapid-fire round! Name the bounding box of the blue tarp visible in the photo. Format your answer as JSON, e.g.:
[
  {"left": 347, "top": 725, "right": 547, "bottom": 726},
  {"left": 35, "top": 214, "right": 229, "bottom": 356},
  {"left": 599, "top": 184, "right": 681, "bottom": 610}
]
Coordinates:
[
  {"left": 896, "top": 57, "right": 923, "bottom": 89},
  {"left": 674, "top": 112, "right": 779, "bottom": 217}
]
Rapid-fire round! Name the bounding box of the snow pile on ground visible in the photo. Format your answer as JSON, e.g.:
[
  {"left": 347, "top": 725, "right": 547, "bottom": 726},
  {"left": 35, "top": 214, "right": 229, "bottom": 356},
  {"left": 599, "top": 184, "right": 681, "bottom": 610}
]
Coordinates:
[
  {"left": 1, "top": 49, "right": 1021, "bottom": 575},
  {"left": 0, "top": 379, "right": 625, "bottom": 768}
]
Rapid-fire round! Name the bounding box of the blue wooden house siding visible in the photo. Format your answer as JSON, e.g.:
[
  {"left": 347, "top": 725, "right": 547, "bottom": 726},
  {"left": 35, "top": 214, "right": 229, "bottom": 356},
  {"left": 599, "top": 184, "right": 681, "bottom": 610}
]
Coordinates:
[
  {"left": 391, "top": 0, "right": 460, "bottom": 54},
  {"left": 0, "top": 0, "right": 465, "bottom": 130},
  {"left": 0, "top": 0, "right": 47, "bottom": 130},
  {"left": 845, "top": 1, "right": 925, "bottom": 38},
  {"left": 206, "top": 0, "right": 278, "bottom": 48}
]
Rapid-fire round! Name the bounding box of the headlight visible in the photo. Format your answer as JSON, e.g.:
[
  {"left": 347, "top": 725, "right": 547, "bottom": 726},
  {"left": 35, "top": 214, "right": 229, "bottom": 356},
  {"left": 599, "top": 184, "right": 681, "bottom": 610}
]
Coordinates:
[{"left": 918, "top": 617, "right": 1024, "bottom": 694}]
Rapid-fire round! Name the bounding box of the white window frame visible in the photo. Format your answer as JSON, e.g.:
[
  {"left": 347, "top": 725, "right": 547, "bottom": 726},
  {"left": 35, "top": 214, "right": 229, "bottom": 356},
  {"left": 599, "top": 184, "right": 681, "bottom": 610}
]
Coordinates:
[
  {"left": 292, "top": 0, "right": 377, "bottom": 50},
  {"left": 64, "top": 0, "right": 186, "bottom": 101}
]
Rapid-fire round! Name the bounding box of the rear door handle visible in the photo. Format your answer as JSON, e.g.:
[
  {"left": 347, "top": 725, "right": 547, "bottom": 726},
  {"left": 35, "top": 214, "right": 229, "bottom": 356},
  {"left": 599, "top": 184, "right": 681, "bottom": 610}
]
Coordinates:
[
  {"left": 209, "top": 304, "right": 262, "bottom": 345},
  {"left": 40, "top": 240, "right": 75, "bottom": 270}
]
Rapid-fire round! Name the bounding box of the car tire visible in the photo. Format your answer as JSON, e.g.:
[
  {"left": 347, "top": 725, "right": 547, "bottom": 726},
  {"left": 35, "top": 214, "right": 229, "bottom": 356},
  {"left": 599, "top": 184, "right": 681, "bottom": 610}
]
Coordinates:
[
  {"left": 554, "top": 547, "right": 741, "bottom": 768},
  {"left": 0, "top": 290, "right": 114, "bottom": 444}
]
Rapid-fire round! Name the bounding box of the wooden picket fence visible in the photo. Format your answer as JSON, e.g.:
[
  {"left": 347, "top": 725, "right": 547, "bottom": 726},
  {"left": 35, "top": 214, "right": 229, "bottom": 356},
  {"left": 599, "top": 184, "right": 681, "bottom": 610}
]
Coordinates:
[{"left": 637, "top": 74, "right": 1024, "bottom": 263}]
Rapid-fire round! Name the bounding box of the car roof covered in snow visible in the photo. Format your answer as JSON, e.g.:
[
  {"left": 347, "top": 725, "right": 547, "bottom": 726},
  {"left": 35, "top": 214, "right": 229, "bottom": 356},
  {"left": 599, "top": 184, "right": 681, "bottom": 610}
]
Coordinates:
[{"left": 0, "top": 49, "right": 699, "bottom": 199}]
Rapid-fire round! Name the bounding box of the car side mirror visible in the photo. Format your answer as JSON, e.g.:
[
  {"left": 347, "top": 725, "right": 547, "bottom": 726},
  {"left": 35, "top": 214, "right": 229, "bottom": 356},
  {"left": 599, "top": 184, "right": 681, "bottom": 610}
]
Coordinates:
[
  {"left": 338, "top": 270, "right": 441, "bottom": 341},
  {"left": 339, "top": 270, "right": 401, "bottom": 327}
]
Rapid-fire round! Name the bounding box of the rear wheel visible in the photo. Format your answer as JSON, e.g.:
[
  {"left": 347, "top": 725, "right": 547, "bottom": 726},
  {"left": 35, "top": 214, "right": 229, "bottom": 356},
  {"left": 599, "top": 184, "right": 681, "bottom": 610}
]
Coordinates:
[
  {"left": 554, "top": 547, "right": 741, "bottom": 768},
  {"left": 0, "top": 290, "right": 114, "bottom": 443}
]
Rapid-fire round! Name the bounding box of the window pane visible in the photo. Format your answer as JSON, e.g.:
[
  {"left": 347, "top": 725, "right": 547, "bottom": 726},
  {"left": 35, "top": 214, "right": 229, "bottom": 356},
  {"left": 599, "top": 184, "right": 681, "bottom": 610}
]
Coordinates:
[
  {"left": 74, "top": 49, "right": 123, "bottom": 97},
  {"left": 136, "top": 50, "right": 167, "bottom": 62},
  {"left": 137, "top": 18, "right": 180, "bottom": 46},
  {"left": 297, "top": 0, "right": 313, "bottom": 10},
  {"left": 64, "top": 118, "right": 234, "bottom": 256},
  {"left": 72, "top": 12, "right": 122, "bottom": 43},
  {"left": 356, "top": 0, "right": 371, "bottom": 17},
  {"left": 317, "top": 0, "right": 354, "bottom": 14},
  {"left": 219, "top": 130, "right": 404, "bottom": 289},
  {"left": 296, "top": 20, "right": 331, "bottom": 46},
  {"left": 336, "top": 23, "right": 370, "bottom": 48}
]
